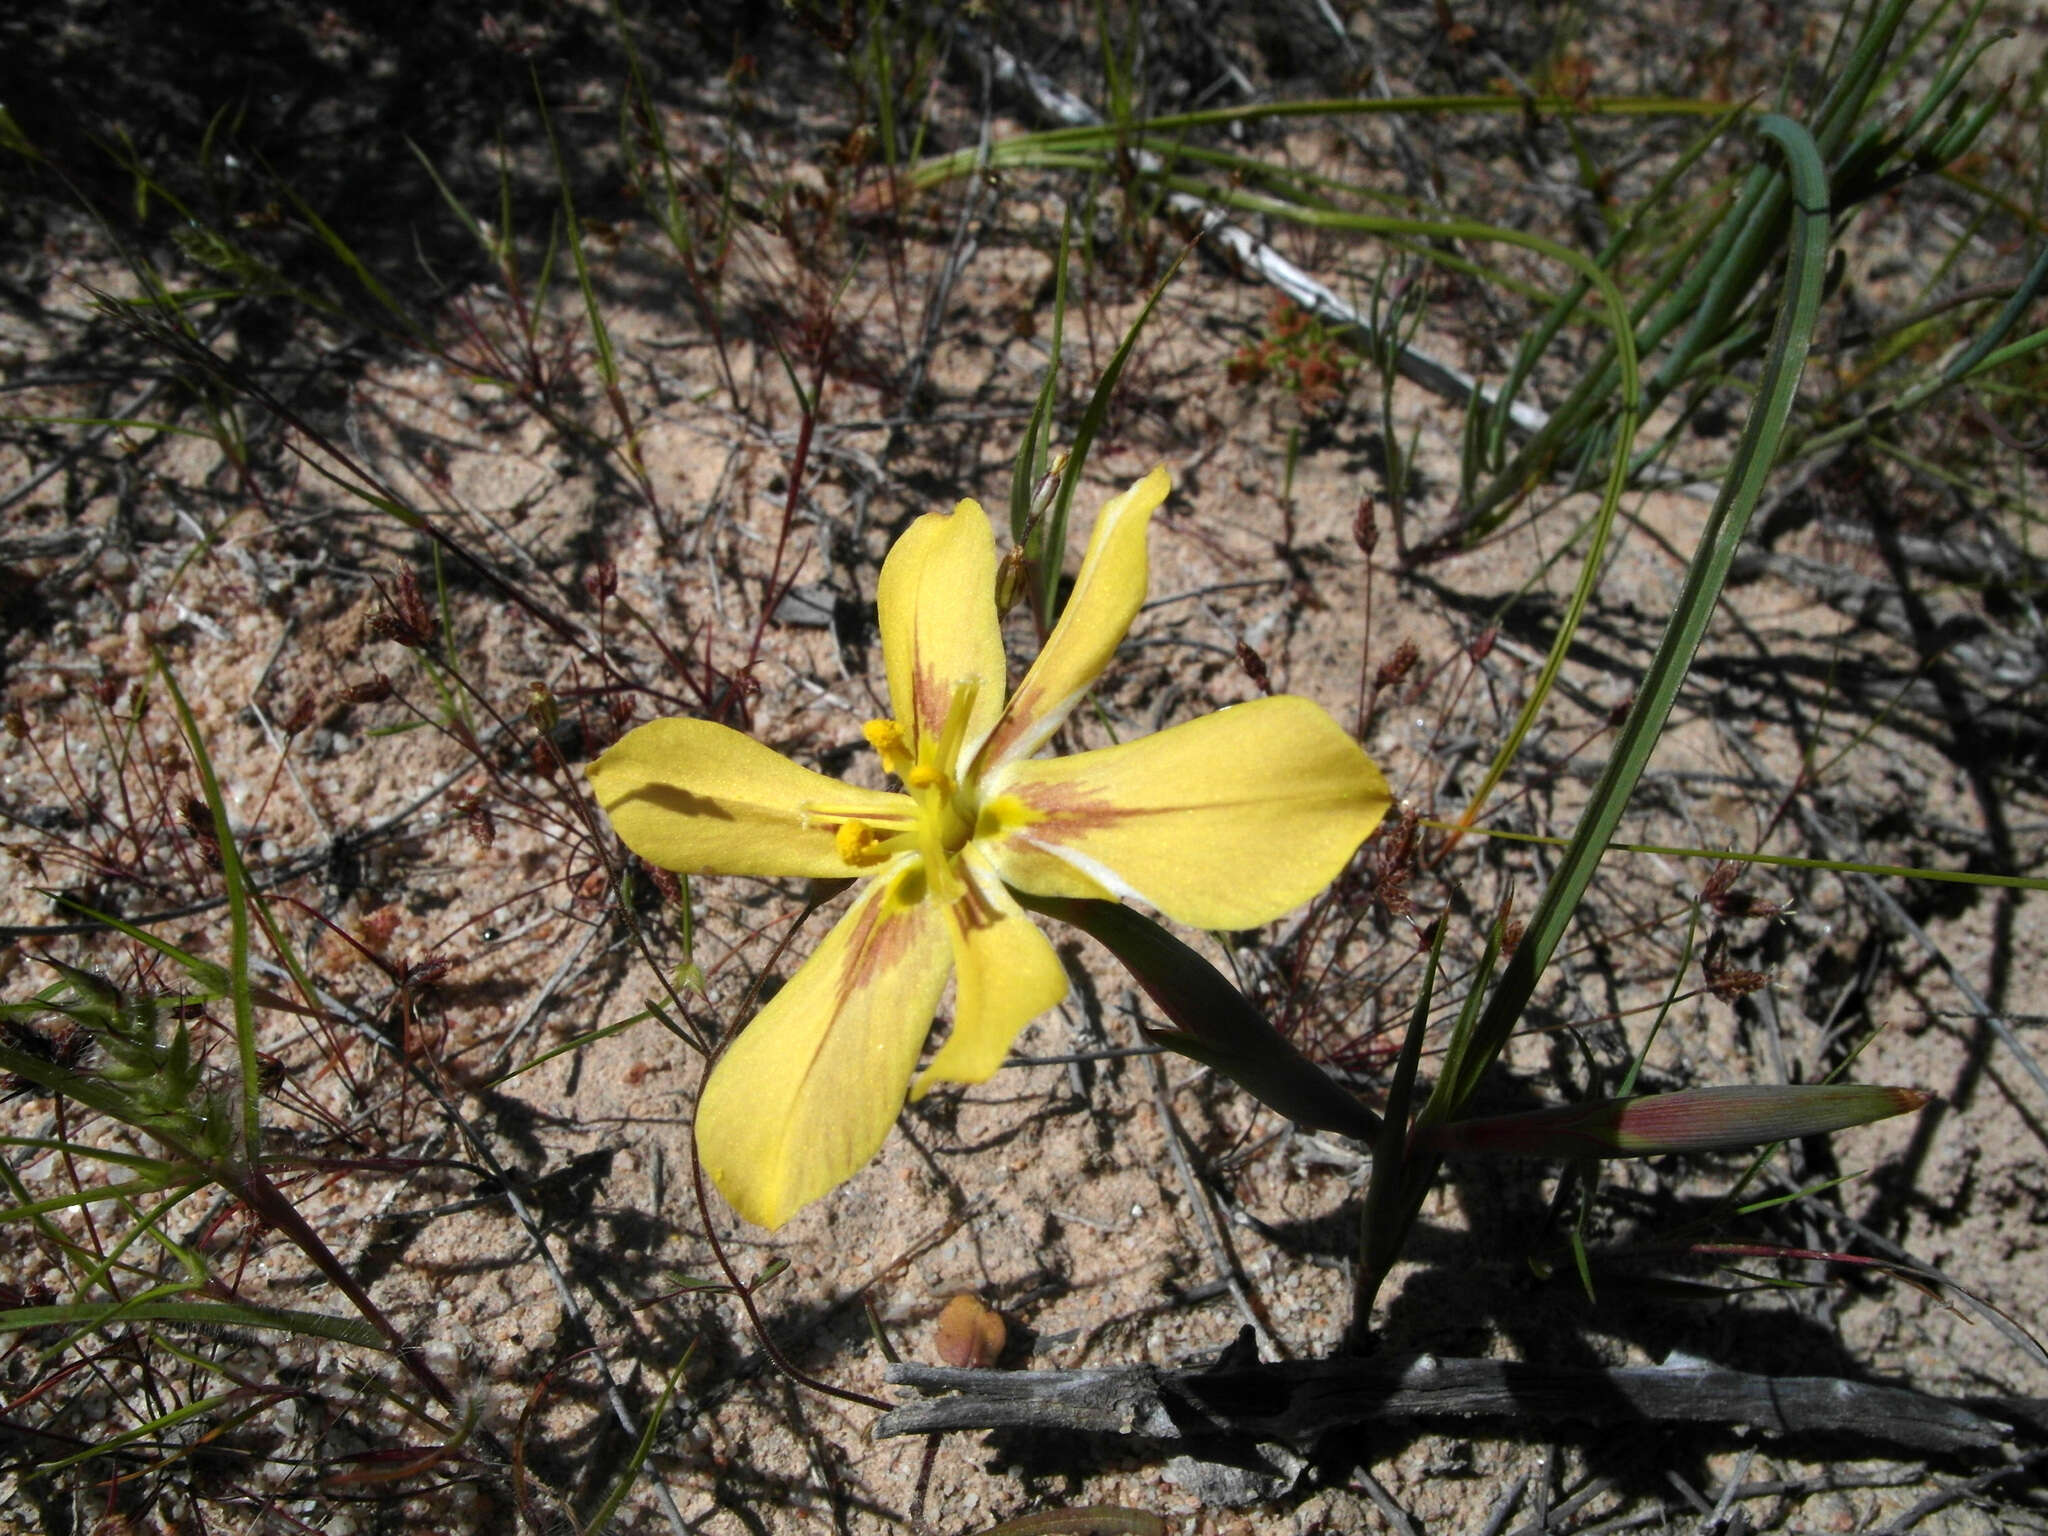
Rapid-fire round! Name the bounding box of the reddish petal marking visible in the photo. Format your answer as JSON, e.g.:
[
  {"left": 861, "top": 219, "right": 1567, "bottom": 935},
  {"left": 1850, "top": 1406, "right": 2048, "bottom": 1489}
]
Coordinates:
[
  {"left": 952, "top": 874, "right": 1001, "bottom": 935},
  {"left": 1009, "top": 778, "right": 1144, "bottom": 836},
  {"left": 912, "top": 661, "right": 952, "bottom": 748},
  {"left": 975, "top": 679, "right": 1049, "bottom": 768},
  {"left": 832, "top": 876, "right": 929, "bottom": 1013}
]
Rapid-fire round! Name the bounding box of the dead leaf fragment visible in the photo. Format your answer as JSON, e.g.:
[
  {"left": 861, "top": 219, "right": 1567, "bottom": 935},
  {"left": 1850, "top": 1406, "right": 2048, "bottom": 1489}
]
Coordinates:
[{"left": 934, "top": 1292, "right": 1005, "bottom": 1369}]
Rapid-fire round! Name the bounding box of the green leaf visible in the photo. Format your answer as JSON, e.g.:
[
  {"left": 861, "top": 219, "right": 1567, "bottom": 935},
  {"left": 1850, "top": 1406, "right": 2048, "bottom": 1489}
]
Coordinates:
[
  {"left": 2, "top": 1297, "right": 383, "bottom": 1349},
  {"left": 1413, "top": 1084, "right": 1931, "bottom": 1161},
  {"left": 154, "top": 652, "right": 261, "bottom": 1156}
]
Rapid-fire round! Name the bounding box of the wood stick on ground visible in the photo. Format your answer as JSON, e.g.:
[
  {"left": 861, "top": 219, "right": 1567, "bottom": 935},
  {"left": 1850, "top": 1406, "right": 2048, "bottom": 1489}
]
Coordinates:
[{"left": 877, "top": 1352, "right": 2023, "bottom": 1458}]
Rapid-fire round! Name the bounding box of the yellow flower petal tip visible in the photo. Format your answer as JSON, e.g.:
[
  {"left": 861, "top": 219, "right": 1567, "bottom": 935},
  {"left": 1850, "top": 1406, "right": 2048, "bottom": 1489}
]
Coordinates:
[
  {"left": 975, "top": 466, "right": 1174, "bottom": 772},
  {"left": 601, "top": 465, "right": 1389, "bottom": 1227},
  {"left": 877, "top": 495, "right": 1005, "bottom": 757}
]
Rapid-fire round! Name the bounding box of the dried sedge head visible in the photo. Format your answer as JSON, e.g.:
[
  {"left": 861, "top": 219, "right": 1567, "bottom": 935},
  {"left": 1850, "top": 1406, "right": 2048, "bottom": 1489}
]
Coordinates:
[
  {"left": 1353, "top": 495, "right": 1378, "bottom": 557},
  {"left": 1702, "top": 860, "right": 1783, "bottom": 921},
  {"left": 0, "top": 1279, "right": 57, "bottom": 1310},
  {"left": 179, "top": 796, "right": 222, "bottom": 867},
  {"left": 279, "top": 691, "right": 318, "bottom": 736},
  {"left": 1374, "top": 639, "right": 1420, "bottom": 695},
  {"left": 338, "top": 674, "right": 393, "bottom": 706},
  {"left": 1494, "top": 885, "right": 1522, "bottom": 957},
  {"left": 1235, "top": 639, "right": 1272, "bottom": 694},
  {"left": 1370, "top": 804, "right": 1421, "bottom": 920},
  {"left": 642, "top": 860, "right": 683, "bottom": 905},
  {"left": 402, "top": 954, "right": 457, "bottom": 991},
  {"left": 453, "top": 789, "right": 496, "bottom": 849},
  {"left": 367, "top": 568, "right": 436, "bottom": 649},
  {"left": 1701, "top": 860, "right": 1738, "bottom": 908},
  {"left": 1702, "top": 930, "right": 1770, "bottom": 1002},
  {"left": 530, "top": 736, "right": 566, "bottom": 777}
]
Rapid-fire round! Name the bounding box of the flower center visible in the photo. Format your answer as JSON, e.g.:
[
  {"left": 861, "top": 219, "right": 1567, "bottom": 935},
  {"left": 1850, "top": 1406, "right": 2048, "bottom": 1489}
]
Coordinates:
[{"left": 831, "top": 680, "right": 983, "bottom": 902}]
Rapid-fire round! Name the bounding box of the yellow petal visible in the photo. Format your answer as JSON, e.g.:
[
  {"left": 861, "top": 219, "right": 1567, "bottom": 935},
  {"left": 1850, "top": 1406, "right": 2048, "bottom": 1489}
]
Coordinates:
[
  {"left": 695, "top": 866, "right": 952, "bottom": 1228},
  {"left": 981, "top": 695, "right": 1391, "bottom": 931},
  {"left": 877, "top": 497, "right": 1007, "bottom": 759},
  {"left": 973, "top": 465, "right": 1170, "bottom": 772},
  {"left": 912, "top": 850, "right": 1069, "bottom": 1094},
  {"left": 589, "top": 718, "right": 912, "bottom": 878}
]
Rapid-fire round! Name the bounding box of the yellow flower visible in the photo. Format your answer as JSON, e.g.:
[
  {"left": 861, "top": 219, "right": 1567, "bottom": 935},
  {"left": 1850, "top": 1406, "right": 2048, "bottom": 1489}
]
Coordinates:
[{"left": 588, "top": 467, "right": 1390, "bottom": 1227}]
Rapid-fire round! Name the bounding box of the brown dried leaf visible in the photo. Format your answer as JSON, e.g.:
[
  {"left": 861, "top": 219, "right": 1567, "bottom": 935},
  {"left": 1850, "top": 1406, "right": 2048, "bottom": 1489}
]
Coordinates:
[{"left": 934, "top": 1292, "right": 1006, "bottom": 1369}]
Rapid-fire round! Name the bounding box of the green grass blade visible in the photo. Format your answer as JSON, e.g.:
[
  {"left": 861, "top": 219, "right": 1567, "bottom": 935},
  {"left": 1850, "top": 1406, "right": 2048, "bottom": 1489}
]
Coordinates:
[
  {"left": 47, "top": 896, "right": 232, "bottom": 996},
  {"left": 1037, "top": 241, "right": 1189, "bottom": 621},
  {"left": 24, "top": 1387, "right": 237, "bottom": 1481},
  {"left": 153, "top": 651, "right": 261, "bottom": 1157},
  {"left": 1354, "top": 913, "right": 1450, "bottom": 1336},
  {"left": 1449, "top": 114, "right": 1831, "bottom": 1115},
  {"left": 4, "top": 1298, "right": 383, "bottom": 1350},
  {"left": 582, "top": 1342, "right": 695, "bottom": 1534}
]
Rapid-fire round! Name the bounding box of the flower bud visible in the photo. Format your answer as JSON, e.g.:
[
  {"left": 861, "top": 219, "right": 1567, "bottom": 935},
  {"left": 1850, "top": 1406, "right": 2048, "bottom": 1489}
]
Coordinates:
[
  {"left": 994, "top": 547, "right": 1032, "bottom": 616},
  {"left": 1030, "top": 448, "right": 1070, "bottom": 524}
]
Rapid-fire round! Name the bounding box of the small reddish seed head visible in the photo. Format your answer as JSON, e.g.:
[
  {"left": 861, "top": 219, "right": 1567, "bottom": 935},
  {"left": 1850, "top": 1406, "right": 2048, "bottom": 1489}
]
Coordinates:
[
  {"left": 368, "top": 568, "right": 436, "bottom": 649},
  {"left": 1353, "top": 495, "right": 1378, "bottom": 556},
  {"left": 1374, "top": 639, "right": 1420, "bottom": 693},
  {"left": 280, "top": 691, "right": 318, "bottom": 736},
  {"left": 1235, "top": 639, "right": 1272, "bottom": 694}
]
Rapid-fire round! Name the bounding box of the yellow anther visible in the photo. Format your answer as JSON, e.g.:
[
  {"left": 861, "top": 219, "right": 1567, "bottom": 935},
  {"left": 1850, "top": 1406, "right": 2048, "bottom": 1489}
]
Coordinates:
[
  {"left": 906, "top": 764, "right": 945, "bottom": 790},
  {"left": 862, "top": 718, "right": 913, "bottom": 778},
  {"left": 834, "top": 820, "right": 884, "bottom": 866}
]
